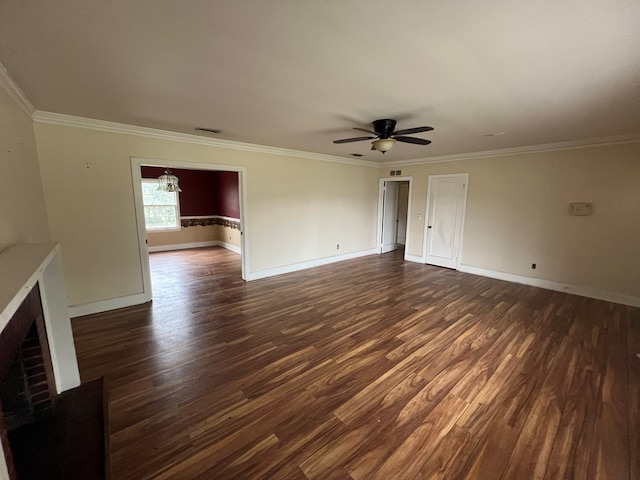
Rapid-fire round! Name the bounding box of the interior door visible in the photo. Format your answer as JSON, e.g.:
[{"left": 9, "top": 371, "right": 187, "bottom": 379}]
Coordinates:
[
  {"left": 381, "top": 181, "right": 399, "bottom": 253},
  {"left": 424, "top": 175, "right": 468, "bottom": 268}
]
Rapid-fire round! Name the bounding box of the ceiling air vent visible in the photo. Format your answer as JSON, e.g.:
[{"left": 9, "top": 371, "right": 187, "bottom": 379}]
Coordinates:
[{"left": 195, "top": 127, "right": 221, "bottom": 134}]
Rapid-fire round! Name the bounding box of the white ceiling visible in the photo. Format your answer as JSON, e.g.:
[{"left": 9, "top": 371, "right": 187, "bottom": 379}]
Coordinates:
[{"left": 1, "top": 0, "right": 639, "bottom": 163}]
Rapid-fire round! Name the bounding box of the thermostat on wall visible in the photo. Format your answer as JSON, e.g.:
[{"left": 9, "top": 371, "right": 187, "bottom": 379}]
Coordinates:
[{"left": 568, "top": 202, "right": 593, "bottom": 216}]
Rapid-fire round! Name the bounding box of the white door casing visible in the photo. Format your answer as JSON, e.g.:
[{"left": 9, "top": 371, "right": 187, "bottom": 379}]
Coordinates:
[
  {"left": 423, "top": 174, "right": 469, "bottom": 269},
  {"left": 396, "top": 182, "right": 409, "bottom": 245},
  {"left": 130, "top": 157, "right": 249, "bottom": 302},
  {"left": 381, "top": 181, "right": 399, "bottom": 253},
  {"left": 376, "top": 177, "right": 413, "bottom": 258}
]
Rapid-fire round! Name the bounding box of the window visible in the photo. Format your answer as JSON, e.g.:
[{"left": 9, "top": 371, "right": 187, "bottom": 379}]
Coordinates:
[{"left": 141, "top": 180, "right": 181, "bottom": 231}]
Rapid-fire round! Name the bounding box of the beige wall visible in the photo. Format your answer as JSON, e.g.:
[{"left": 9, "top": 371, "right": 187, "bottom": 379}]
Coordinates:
[
  {"left": 147, "top": 225, "right": 217, "bottom": 248},
  {"left": 33, "top": 123, "right": 378, "bottom": 306},
  {"left": 25, "top": 111, "right": 638, "bottom": 306},
  {"left": 213, "top": 224, "right": 241, "bottom": 248},
  {"left": 147, "top": 223, "right": 241, "bottom": 249},
  {"left": 0, "top": 88, "right": 49, "bottom": 251},
  {"left": 389, "top": 142, "right": 640, "bottom": 297}
]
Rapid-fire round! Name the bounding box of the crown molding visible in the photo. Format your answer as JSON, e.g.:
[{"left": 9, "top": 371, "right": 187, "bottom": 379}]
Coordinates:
[
  {"left": 32, "top": 111, "right": 379, "bottom": 168},
  {"left": 0, "top": 62, "right": 35, "bottom": 118},
  {"left": 379, "top": 134, "right": 640, "bottom": 167},
  {"left": 26, "top": 108, "right": 640, "bottom": 169}
]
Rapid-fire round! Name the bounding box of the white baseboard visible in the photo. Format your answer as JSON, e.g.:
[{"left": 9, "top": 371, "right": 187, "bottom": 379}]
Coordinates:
[
  {"left": 246, "top": 249, "right": 377, "bottom": 281},
  {"left": 69, "top": 292, "right": 150, "bottom": 318},
  {"left": 458, "top": 264, "right": 640, "bottom": 308},
  {"left": 72, "top": 253, "right": 638, "bottom": 316},
  {"left": 405, "top": 254, "right": 424, "bottom": 264},
  {"left": 148, "top": 240, "right": 240, "bottom": 254},
  {"left": 148, "top": 240, "right": 217, "bottom": 252},
  {"left": 218, "top": 241, "right": 241, "bottom": 254},
  {"left": 72, "top": 242, "right": 241, "bottom": 317}
]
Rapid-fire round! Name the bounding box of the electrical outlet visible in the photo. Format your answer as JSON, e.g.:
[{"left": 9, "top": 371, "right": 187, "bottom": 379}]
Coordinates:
[
  {"left": 336, "top": 244, "right": 340, "bottom": 250},
  {"left": 531, "top": 263, "right": 536, "bottom": 269}
]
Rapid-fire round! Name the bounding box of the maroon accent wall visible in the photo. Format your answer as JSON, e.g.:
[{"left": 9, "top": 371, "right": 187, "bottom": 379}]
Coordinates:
[
  {"left": 212, "top": 171, "right": 240, "bottom": 218},
  {"left": 140, "top": 167, "right": 239, "bottom": 218}
]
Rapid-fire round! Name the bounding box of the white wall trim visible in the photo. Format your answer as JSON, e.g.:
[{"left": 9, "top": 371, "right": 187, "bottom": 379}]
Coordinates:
[
  {"left": 405, "top": 254, "right": 424, "bottom": 264},
  {"left": 32, "top": 110, "right": 378, "bottom": 168},
  {"left": 0, "top": 245, "right": 58, "bottom": 331},
  {"left": 27, "top": 106, "right": 639, "bottom": 170},
  {"left": 72, "top": 241, "right": 240, "bottom": 317},
  {"left": 132, "top": 157, "right": 250, "bottom": 300},
  {"left": 148, "top": 240, "right": 217, "bottom": 252},
  {"left": 458, "top": 264, "right": 640, "bottom": 308},
  {"left": 148, "top": 240, "right": 240, "bottom": 254},
  {"left": 376, "top": 176, "right": 413, "bottom": 256},
  {"left": 380, "top": 134, "right": 640, "bottom": 167},
  {"left": 218, "top": 241, "right": 242, "bottom": 254},
  {"left": 181, "top": 214, "right": 241, "bottom": 222},
  {"left": 0, "top": 61, "right": 35, "bottom": 118},
  {"left": 246, "top": 249, "right": 377, "bottom": 281},
  {"left": 0, "top": 244, "right": 81, "bottom": 393},
  {"left": 69, "top": 292, "right": 149, "bottom": 318}
]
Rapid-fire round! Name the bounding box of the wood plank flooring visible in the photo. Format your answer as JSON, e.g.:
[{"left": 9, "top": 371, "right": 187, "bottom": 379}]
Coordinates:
[{"left": 72, "top": 247, "right": 640, "bottom": 479}]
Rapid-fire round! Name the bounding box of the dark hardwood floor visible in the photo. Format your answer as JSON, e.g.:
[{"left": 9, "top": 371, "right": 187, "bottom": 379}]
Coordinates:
[{"left": 72, "top": 247, "right": 640, "bottom": 479}]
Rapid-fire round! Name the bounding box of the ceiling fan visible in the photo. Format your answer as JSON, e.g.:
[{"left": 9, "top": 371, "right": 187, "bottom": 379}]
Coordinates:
[{"left": 333, "top": 119, "right": 433, "bottom": 153}]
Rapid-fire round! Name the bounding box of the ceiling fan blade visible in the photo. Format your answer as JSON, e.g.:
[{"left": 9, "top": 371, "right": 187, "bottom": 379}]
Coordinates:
[
  {"left": 392, "top": 126, "right": 434, "bottom": 136},
  {"left": 394, "top": 136, "right": 432, "bottom": 145},
  {"left": 353, "top": 127, "right": 377, "bottom": 135},
  {"left": 333, "top": 136, "right": 375, "bottom": 144}
]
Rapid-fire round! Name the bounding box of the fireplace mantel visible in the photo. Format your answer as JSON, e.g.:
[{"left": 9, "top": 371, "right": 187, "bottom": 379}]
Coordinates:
[{"left": 0, "top": 243, "right": 81, "bottom": 480}]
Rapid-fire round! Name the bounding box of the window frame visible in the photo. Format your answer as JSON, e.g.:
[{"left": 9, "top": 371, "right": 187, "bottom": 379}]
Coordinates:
[{"left": 141, "top": 179, "right": 182, "bottom": 232}]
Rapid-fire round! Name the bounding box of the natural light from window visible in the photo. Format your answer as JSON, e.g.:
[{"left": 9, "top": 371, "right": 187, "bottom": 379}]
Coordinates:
[{"left": 142, "top": 180, "right": 181, "bottom": 231}]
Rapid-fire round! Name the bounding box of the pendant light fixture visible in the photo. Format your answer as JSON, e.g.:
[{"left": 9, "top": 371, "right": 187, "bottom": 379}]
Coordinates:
[{"left": 157, "top": 170, "right": 182, "bottom": 192}]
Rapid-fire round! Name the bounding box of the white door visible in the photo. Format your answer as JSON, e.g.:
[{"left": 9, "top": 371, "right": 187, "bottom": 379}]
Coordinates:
[
  {"left": 424, "top": 174, "right": 468, "bottom": 269},
  {"left": 381, "top": 181, "right": 399, "bottom": 253}
]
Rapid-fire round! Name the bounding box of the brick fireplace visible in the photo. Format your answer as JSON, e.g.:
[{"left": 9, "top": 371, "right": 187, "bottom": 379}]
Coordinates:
[
  {"left": 0, "top": 244, "right": 82, "bottom": 479},
  {"left": 0, "top": 284, "right": 58, "bottom": 479},
  {"left": 0, "top": 284, "right": 55, "bottom": 425}
]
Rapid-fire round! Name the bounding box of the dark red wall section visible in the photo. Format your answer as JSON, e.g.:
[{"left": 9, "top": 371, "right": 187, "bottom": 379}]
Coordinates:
[
  {"left": 212, "top": 171, "right": 240, "bottom": 219},
  {"left": 141, "top": 167, "right": 239, "bottom": 218}
]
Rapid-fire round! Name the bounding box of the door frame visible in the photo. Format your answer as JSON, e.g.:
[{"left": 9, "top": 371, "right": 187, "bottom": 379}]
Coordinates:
[
  {"left": 422, "top": 173, "right": 469, "bottom": 268},
  {"left": 376, "top": 176, "right": 413, "bottom": 259},
  {"left": 380, "top": 180, "right": 399, "bottom": 254},
  {"left": 130, "top": 157, "right": 249, "bottom": 302}
]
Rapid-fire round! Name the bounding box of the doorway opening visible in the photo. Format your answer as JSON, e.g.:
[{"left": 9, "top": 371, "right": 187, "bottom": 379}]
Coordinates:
[
  {"left": 377, "top": 177, "right": 412, "bottom": 259},
  {"left": 131, "top": 158, "right": 248, "bottom": 303}
]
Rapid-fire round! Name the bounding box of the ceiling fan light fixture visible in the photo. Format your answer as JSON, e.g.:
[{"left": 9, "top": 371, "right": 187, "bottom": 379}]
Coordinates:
[
  {"left": 372, "top": 138, "right": 396, "bottom": 153},
  {"left": 333, "top": 119, "right": 433, "bottom": 152}
]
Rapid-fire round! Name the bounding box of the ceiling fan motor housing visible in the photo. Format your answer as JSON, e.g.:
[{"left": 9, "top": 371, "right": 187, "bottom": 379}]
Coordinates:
[{"left": 373, "top": 119, "right": 397, "bottom": 139}]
